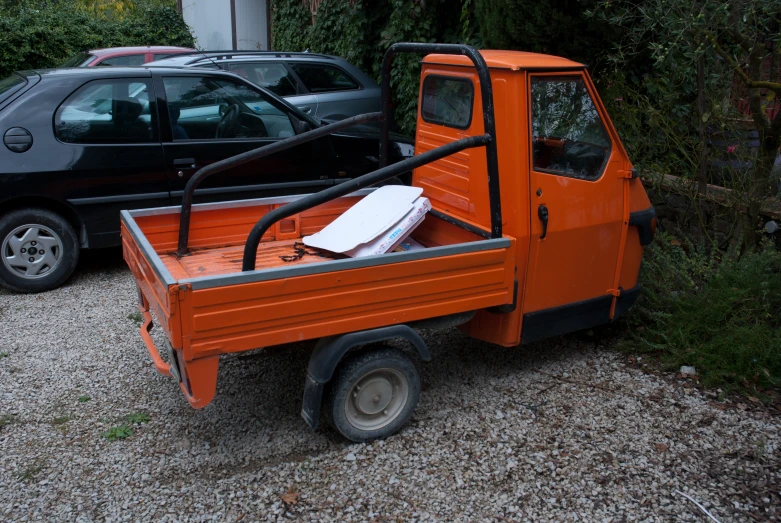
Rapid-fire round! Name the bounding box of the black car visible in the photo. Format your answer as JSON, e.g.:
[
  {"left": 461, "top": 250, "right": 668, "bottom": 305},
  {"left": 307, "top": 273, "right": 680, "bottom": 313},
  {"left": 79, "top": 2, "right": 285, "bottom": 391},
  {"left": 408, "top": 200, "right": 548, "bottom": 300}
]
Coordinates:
[{"left": 0, "top": 67, "right": 414, "bottom": 293}]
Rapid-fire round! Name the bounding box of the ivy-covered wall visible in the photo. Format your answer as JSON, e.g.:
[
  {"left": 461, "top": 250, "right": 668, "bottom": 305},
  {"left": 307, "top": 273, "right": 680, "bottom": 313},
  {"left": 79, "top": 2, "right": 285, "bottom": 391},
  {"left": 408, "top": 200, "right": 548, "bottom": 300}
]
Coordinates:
[
  {"left": 272, "top": 0, "right": 474, "bottom": 134},
  {"left": 0, "top": 2, "right": 195, "bottom": 78}
]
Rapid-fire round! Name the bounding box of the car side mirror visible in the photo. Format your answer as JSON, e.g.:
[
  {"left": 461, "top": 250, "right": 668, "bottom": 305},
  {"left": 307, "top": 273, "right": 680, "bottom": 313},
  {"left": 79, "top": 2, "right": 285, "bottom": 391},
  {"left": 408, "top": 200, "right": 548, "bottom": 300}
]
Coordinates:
[{"left": 289, "top": 113, "right": 312, "bottom": 135}]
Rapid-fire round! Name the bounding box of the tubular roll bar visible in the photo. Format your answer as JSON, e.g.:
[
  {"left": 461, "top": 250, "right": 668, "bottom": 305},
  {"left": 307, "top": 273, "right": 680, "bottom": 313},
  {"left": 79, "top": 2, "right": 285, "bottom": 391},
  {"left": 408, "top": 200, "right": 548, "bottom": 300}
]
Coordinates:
[
  {"left": 380, "top": 43, "right": 502, "bottom": 238},
  {"left": 175, "top": 43, "right": 502, "bottom": 271},
  {"left": 176, "top": 112, "right": 383, "bottom": 256},
  {"left": 241, "top": 134, "right": 491, "bottom": 271}
]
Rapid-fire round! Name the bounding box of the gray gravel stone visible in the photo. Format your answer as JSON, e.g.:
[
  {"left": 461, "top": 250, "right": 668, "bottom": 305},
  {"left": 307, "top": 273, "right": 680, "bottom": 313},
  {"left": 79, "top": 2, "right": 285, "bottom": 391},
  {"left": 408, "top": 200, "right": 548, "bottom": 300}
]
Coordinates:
[{"left": 0, "top": 250, "right": 779, "bottom": 521}]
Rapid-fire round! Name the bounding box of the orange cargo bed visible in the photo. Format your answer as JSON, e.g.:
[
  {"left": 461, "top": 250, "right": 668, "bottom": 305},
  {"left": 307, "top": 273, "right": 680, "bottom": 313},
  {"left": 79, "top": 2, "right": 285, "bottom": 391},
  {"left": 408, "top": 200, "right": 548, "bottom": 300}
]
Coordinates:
[{"left": 121, "top": 189, "right": 515, "bottom": 408}]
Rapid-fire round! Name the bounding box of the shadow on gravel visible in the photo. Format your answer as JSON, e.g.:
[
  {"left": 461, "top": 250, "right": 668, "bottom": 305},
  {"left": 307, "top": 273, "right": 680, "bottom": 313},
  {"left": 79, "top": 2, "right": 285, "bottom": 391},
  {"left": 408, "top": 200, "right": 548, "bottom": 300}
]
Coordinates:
[
  {"left": 175, "top": 327, "right": 596, "bottom": 465},
  {"left": 73, "top": 247, "right": 126, "bottom": 278}
]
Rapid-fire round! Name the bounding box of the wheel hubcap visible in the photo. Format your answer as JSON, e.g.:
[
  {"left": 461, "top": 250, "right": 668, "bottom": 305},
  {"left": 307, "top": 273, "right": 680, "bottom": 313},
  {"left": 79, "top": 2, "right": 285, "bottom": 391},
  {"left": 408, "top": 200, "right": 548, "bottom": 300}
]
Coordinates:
[
  {"left": 2, "top": 224, "right": 63, "bottom": 279},
  {"left": 345, "top": 368, "right": 409, "bottom": 431}
]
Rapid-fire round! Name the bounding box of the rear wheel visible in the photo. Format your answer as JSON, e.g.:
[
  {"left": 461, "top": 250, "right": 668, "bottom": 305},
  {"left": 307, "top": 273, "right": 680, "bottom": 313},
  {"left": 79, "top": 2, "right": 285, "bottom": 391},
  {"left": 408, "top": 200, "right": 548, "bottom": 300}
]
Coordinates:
[
  {"left": 325, "top": 347, "right": 420, "bottom": 442},
  {"left": 0, "top": 208, "right": 79, "bottom": 293}
]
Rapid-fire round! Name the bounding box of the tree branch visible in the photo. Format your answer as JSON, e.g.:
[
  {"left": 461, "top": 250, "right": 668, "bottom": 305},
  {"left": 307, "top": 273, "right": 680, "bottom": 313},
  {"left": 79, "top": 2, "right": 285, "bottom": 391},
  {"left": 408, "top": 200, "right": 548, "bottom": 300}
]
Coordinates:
[
  {"left": 770, "top": 108, "right": 781, "bottom": 144},
  {"left": 726, "top": 29, "right": 753, "bottom": 54},
  {"left": 706, "top": 33, "right": 781, "bottom": 92}
]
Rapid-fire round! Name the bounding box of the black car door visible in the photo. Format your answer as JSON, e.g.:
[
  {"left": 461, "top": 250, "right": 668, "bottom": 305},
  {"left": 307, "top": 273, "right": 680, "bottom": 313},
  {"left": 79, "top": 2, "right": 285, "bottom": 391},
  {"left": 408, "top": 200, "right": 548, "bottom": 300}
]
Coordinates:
[
  {"left": 52, "top": 75, "right": 169, "bottom": 247},
  {"left": 153, "top": 71, "right": 332, "bottom": 205}
]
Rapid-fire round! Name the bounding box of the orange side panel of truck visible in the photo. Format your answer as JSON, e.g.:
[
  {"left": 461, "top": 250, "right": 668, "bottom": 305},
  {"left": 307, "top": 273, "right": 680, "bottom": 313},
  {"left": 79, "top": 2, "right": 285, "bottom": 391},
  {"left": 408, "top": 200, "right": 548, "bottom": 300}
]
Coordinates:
[{"left": 122, "top": 193, "right": 516, "bottom": 407}]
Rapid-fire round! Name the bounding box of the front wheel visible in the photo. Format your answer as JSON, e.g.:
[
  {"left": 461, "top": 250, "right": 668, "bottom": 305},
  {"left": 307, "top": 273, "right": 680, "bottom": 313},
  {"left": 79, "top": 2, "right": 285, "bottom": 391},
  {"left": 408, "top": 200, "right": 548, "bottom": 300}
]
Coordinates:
[
  {"left": 0, "top": 208, "right": 79, "bottom": 293},
  {"left": 324, "top": 347, "right": 421, "bottom": 442}
]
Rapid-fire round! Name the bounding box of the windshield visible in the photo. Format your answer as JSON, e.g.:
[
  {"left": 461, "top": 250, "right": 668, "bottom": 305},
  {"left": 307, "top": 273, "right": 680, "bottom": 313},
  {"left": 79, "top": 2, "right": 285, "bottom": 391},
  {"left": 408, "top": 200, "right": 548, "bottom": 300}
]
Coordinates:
[
  {"left": 0, "top": 74, "right": 26, "bottom": 105},
  {"left": 60, "top": 52, "right": 96, "bottom": 68}
]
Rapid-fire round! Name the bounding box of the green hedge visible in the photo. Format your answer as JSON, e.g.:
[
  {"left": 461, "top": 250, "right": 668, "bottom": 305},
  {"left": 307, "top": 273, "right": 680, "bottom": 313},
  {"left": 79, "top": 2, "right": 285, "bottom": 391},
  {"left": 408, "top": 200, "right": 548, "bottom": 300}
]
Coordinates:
[
  {"left": 620, "top": 233, "right": 781, "bottom": 396},
  {"left": 0, "top": 4, "right": 194, "bottom": 78},
  {"left": 271, "top": 0, "right": 471, "bottom": 134}
]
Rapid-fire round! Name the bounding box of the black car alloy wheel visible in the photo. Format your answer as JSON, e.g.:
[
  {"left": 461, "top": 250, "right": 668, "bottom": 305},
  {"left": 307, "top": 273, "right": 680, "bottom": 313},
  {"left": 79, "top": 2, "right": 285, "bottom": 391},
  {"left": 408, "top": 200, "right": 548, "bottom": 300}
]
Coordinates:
[{"left": 0, "top": 209, "right": 79, "bottom": 293}]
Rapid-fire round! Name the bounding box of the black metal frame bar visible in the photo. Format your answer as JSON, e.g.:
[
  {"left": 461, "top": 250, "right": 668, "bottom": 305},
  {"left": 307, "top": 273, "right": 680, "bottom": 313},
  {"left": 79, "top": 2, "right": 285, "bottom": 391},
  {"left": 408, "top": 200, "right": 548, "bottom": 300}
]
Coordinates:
[
  {"left": 379, "top": 42, "right": 502, "bottom": 238},
  {"left": 174, "top": 43, "right": 503, "bottom": 271},
  {"left": 176, "top": 112, "right": 383, "bottom": 256},
  {"left": 241, "top": 134, "right": 491, "bottom": 271}
]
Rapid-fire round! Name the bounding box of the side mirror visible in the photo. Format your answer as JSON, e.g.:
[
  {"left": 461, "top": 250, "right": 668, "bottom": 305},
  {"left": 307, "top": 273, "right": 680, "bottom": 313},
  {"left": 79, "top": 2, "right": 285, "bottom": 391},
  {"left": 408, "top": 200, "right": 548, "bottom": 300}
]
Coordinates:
[{"left": 289, "top": 113, "right": 312, "bottom": 135}]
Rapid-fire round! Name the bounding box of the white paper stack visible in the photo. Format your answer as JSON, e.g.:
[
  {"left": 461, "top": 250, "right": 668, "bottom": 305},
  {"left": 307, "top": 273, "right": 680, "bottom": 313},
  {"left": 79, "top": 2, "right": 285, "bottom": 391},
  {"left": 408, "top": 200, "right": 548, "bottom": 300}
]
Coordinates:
[{"left": 302, "top": 186, "right": 431, "bottom": 258}]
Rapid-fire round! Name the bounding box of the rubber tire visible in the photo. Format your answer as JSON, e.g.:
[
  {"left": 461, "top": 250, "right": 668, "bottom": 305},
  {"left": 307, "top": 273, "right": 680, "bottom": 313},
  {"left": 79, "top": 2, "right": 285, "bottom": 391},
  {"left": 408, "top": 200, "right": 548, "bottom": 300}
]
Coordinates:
[
  {"left": 0, "top": 208, "right": 80, "bottom": 293},
  {"left": 324, "top": 346, "right": 421, "bottom": 443}
]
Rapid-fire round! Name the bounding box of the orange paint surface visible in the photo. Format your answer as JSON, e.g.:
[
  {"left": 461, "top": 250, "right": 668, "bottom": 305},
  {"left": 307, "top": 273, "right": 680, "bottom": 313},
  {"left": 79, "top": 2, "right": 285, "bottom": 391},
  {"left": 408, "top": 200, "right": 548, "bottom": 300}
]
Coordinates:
[{"left": 123, "top": 49, "right": 651, "bottom": 409}]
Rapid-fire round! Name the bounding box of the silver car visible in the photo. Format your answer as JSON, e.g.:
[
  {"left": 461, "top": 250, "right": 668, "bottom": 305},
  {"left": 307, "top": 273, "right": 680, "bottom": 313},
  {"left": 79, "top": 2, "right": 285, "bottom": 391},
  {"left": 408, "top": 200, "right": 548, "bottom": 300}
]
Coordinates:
[{"left": 148, "top": 51, "right": 380, "bottom": 121}]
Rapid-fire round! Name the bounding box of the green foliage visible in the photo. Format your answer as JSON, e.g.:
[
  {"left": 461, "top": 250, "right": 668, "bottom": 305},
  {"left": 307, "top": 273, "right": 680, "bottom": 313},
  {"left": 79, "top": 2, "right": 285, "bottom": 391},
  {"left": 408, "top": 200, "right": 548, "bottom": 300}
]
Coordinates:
[
  {"left": 0, "top": 413, "right": 16, "bottom": 431},
  {"left": 78, "top": 395, "right": 91, "bottom": 403},
  {"left": 271, "top": 0, "right": 472, "bottom": 134},
  {"left": 591, "top": 0, "right": 781, "bottom": 243},
  {"left": 127, "top": 311, "right": 143, "bottom": 325},
  {"left": 473, "top": 0, "right": 617, "bottom": 70},
  {"left": 102, "top": 424, "right": 134, "bottom": 440},
  {"left": 124, "top": 411, "right": 150, "bottom": 424},
  {"left": 101, "top": 412, "right": 149, "bottom": 440},
  {"left": 622, "top": 232, "right": 781, "bottom": 395},
  {"left": 18, "top": 460, "right": 46, "bottom": 481},
  {"left": 0, "top": 1, "right": 194, "bottom": 78},
  {"left": 270, "top": 0, "right": 312, "bottom": 53}
]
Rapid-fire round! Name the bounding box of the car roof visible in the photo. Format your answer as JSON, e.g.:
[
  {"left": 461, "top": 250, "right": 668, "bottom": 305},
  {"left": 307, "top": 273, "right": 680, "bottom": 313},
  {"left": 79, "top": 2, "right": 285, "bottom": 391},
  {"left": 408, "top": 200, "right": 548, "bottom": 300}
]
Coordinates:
[
  {"left": 423, "top": 50, "right": 584, "bottom": 70},
  {"left": 149, "top": 50, "right": 343, "bottom": 67},
  {"left": 88, "top": 46, "right": 195, "bottom": 56},
  {"left": 27, "top": 66, "right": 241, "bottom": 79}
]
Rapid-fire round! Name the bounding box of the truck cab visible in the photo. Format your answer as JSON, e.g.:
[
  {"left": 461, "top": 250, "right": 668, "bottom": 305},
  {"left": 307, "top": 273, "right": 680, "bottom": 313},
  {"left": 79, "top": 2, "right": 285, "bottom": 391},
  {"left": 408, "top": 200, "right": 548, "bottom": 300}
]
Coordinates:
[
  {"left": 414, "top": 51, "right": 653, "bottom": 347},
  {"left": 121, "top": 44, "right": 655, "bottom": 443}
]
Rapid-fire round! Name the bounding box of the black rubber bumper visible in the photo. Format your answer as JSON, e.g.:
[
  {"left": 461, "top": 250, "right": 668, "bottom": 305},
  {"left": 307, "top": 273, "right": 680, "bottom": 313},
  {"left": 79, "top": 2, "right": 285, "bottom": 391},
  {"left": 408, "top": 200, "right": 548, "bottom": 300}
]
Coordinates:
[{"left": 629, "top": 207, "right": 657, "bottom": 246}]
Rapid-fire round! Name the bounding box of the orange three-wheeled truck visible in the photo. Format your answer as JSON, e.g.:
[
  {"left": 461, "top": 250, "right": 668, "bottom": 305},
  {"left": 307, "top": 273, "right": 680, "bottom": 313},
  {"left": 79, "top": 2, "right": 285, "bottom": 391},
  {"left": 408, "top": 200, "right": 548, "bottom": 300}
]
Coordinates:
[{"left": 122, "top": 44, "right": 656, "bottom": 442}]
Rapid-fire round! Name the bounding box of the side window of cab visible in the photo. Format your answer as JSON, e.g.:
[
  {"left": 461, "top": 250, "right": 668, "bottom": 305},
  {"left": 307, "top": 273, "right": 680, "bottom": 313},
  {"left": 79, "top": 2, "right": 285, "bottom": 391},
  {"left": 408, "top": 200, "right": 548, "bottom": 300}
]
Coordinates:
[
  {"left": 421, "top": 75, "right": 474, "bottom": 129},
  {"left": 531, "top": 76, "right": 611, "bottom": 180}
]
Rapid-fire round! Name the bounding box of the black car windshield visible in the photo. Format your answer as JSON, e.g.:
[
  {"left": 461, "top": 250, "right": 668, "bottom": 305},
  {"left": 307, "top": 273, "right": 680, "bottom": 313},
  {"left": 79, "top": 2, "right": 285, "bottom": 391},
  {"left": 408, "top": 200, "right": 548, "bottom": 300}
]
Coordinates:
[
  {"left": 0, "top": 74, "right": 26, "bottom": 105},
  {"left": 60, "top": 52, "right": 96, "bottom": 68}
]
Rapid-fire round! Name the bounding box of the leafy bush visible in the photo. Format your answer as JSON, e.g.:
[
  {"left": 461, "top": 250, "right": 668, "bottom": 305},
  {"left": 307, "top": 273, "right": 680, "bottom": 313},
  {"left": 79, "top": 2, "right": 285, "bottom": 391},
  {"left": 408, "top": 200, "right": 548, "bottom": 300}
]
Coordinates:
[
  {"left": 473, "top": 0, "right": 617, "bottom": 69},
  {"left": 623, "top": 232, "right": 781, "bottom": 395},
  {"left": 0, "top": 2, "right": 194, "bottom": 78},
  {"left": 271, "top": 0, "right": 472, "bottom": 134}
]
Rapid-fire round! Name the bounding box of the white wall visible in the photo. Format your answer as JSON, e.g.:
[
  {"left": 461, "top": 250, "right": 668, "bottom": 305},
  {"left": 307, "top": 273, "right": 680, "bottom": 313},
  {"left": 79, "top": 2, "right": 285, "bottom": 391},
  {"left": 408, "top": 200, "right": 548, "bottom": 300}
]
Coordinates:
[
  {"left": 235, "top": 0, "right": 269, "bottom": 50},
  {"left": 182, "top": 0, "right": 233, "bottom": 51}
]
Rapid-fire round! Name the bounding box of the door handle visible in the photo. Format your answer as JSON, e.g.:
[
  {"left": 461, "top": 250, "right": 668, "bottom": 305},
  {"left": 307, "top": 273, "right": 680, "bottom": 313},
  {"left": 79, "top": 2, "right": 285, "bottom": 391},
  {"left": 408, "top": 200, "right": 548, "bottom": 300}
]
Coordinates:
[
  {"left": 173, "top": 158, "right": 197, "bottom": 168},
  {"left": 299, "top": 106, "right": 312, "bottom": 114},
  {"left": 538, "top": 204, "right": 549, "bottom": 239}
]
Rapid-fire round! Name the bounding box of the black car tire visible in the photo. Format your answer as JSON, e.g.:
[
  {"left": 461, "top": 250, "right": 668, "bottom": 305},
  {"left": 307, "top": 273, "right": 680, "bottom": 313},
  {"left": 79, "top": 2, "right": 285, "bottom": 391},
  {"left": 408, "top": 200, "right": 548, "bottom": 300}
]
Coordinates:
[
  {"left": 0, "top": 208, "right": 80, "bottom": 293},
  {"left": 324, "top": 346, "right": 421, "bottom": 442}
]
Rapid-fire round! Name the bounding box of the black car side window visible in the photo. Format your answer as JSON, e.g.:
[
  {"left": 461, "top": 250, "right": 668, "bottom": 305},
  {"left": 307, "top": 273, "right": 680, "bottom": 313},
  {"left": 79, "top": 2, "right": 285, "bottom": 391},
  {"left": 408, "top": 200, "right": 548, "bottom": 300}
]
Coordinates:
[
  {"left": 289, "top": 63, "right": 359, "bottom": 93},
  {"left": 162, "top": 76, "right": 296, "bottom": 140},
  {"left": 55, "top": 79, "right": 157, "bottom": 144}
]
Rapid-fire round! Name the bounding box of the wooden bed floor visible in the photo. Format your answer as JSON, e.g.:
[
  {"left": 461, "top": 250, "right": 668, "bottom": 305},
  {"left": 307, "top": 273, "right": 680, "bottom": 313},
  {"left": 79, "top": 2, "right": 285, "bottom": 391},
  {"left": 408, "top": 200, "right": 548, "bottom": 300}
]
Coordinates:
[{"left": 159, "top": 239, "right": 344, "bottom": 280}]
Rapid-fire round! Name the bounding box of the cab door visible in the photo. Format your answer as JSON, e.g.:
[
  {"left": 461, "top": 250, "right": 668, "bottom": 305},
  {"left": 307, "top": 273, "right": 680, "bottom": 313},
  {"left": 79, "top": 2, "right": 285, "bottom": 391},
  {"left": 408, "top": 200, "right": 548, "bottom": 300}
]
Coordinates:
[{"left": 520, "top": 72, "right": 627, "bottom": 343}]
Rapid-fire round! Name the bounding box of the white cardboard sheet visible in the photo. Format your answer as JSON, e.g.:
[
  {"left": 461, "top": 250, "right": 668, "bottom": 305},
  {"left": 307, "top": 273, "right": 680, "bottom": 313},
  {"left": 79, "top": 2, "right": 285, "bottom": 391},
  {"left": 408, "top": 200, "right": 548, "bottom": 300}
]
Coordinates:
[
  {"left": 343, "top": 197, "right": 431, "bottom": 257},
  {"left": 302, "top": 185, "right": 424, "bottom": 253}
]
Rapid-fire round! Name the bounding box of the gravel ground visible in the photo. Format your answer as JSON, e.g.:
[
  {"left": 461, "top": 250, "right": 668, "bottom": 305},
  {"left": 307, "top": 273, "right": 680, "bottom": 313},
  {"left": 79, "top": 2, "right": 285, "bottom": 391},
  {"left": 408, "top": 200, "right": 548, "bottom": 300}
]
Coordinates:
[{"left": 1, "top": 249, "right": 779, "bottom": 522}]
